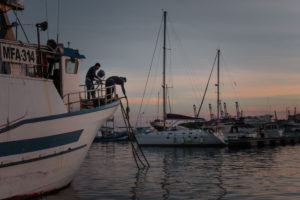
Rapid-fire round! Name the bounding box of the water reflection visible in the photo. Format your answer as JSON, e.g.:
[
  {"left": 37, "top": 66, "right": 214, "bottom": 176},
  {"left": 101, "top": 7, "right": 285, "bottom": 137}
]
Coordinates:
[
  {"left": 43, "top": 143, "right": 300, "bottom": 200},
  {"left": 161, "top": 156, "right": 170, "bottom": 200},
  {"left": 130, "top": 168, "right": 149, "bottom": 200}
]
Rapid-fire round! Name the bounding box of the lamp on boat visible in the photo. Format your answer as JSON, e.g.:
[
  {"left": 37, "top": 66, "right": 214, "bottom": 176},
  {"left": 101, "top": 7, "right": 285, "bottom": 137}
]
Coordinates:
[
  {"left": 36, "top": 21, "right": 48, "bottom": 49},
  {"left": 36, "top": 21, "right": 48, "bottom": 31}
]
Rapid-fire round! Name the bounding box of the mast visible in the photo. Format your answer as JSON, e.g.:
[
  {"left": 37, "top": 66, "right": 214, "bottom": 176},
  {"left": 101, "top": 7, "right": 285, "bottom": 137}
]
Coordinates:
[
  {"left": 224, "top": 102, "right": 228, "bottom": 118},
  {"left": 163, "top": 11, "right": 167, "bottom": 129},
  {"left": 0, "top": 1, "right": 24, "bottom": 40},
  {"left": 217, "top": 49, "right": 220, "bottom": 120},
  {"left": 209, "top": 103, "right": 214, "bottom": 120},
  {"left": 157, "top": 92, "right": 160, "bottom": 119},
  {"left": 219, "top": 100, "right": 224, "bottom": 119}
]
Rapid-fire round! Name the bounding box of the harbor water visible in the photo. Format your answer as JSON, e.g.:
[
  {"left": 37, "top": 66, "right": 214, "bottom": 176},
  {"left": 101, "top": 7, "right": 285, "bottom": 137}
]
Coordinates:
[{"left": 45, "top": 142, "right": 300, "bottom": 200}]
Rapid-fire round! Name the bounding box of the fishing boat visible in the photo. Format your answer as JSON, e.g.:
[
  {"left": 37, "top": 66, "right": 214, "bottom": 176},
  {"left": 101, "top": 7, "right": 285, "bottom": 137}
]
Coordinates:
[
  {"left": 0, "top": 1, "right": 120, "bottom": 199},
  {"left": 135, "top": 11, "right": 226, "bottom": 147},
  {"left": 94, "top": 130, "right": 128, "bottom": 142},
  {"left": 94, "top": 117, "right": 128, "bottom": 142}
]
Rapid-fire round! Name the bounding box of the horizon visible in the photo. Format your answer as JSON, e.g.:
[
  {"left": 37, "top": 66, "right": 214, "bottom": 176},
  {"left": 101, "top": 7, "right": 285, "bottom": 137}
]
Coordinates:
[{"left": 10, "top": 0, "right": 300, "bottom": 126}]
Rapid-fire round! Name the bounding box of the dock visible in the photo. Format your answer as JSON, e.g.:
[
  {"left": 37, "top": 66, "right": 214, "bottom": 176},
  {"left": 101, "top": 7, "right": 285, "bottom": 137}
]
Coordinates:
[{"left": 228, "top": 136, "right": 300, "bottom": 149}]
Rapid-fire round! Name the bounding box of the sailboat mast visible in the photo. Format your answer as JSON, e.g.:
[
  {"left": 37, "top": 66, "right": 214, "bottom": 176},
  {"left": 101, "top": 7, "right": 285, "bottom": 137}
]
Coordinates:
[
  {"left": 157, "top": 92, "right": 160, "bottom": 119},
  {"left": 163, "top": 11, "right": 167, "bottom": 128},
  {"left": 217, "top": 49, "right": 220, "bottom": 120}
]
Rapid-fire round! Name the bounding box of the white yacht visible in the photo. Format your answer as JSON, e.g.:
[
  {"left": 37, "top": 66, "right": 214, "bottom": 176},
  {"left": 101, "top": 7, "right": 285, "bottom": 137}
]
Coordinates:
[{"left": 135, "top": 11, "right": 227, "bottom": 147}]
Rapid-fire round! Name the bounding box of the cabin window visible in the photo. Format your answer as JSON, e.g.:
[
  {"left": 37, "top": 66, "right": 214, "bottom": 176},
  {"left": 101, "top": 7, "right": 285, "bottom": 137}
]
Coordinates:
[
  {"left": 65, "top": 58, "right": 78, "bottom": 74},
  {"left": 0, "top": 61, "right": 10, "bottom": 74}
]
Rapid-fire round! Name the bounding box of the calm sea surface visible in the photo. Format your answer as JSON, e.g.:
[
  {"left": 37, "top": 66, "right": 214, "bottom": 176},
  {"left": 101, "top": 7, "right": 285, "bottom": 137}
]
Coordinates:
[{"left": 45, "top": 142, "right": 300, "bottom": 200}]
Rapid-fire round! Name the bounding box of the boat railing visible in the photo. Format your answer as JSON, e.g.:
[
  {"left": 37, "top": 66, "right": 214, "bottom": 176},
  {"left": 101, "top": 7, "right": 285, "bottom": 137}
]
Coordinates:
[{"left": 63, "top": 84, "right": 117, "bottom": 112}]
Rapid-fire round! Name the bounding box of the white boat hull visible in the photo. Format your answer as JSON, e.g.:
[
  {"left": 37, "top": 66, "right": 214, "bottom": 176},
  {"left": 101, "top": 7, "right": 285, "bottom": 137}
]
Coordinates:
[
  {"left": 135, "top": 129, "right": 226, "bottom": 146},
  {"left": 0, "top": 100, "right": 120, "bottom": 199}
]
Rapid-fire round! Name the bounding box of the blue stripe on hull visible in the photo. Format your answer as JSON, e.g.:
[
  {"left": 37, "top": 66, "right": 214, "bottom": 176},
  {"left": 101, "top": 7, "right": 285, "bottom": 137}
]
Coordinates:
[
  {"left": 0, "top": 100, "right": 120, "bottom": 134},
  {"left": 0, "top": 144, "right": 86, "bottom": 168},
  {"left": 0, "top": 129, "right": 83, "bottom": 157}
]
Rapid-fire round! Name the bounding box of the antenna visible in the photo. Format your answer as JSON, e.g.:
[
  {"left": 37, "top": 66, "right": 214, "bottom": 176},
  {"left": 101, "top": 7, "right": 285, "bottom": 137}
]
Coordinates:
[
  {"left": 45, "top": 0, "right": 49, "bottom": 39},
  {"left": 209, "top": 103, "right": 214, "bottom": 120},
  {"left": 223, "top": 102, "right": 228, "bottom": 118},
  {"left": 235, "top": 101, "right": 240, "bottom": 119},
  {"left": 56, "top": 0, "right": 60, "bottom": 44},
  {"left": 193, "top": 104, "right": 197, "bottom": 118},
  {"left": 274, "top": 110, "right": 278, "bottom": 121}
]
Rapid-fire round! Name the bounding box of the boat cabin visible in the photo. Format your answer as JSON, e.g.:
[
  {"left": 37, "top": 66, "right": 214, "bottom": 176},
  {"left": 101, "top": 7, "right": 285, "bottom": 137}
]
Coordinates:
[{"left": 0, "top": 0, "right": 116, "bottom": 112}]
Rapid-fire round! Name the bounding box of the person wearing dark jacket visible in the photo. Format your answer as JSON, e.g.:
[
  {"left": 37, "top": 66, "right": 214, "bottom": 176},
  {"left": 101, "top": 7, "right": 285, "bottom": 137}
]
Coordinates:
[
  {"left": 85, "top": 63, "right": 101, "bottom": 99},
  {"left": 105, "top": 76, "right": 127, "bottom": 101}
]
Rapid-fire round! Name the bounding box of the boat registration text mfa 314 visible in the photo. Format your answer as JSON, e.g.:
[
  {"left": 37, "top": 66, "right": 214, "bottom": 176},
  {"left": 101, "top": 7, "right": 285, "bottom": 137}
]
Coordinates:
[{"left": 0, "top": 43, "right": 37, "bottom": 65}]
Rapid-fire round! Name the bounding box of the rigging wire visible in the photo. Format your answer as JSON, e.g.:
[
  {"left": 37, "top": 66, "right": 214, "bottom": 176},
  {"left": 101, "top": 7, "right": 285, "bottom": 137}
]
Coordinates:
[
  {"left": 14, "top": 8, "right": 18, "bottom": 40},
  {"left": 135, "top": 41, "right": 162, "bottom": 125},
  {"left": 196, "top": 52, "right": 218, "bottom": 118},
  {"left": 220, "top": 53, "right": 248, "bottom": 114},
  {"left": 168, "top": 16, "right": 203, "bottom": 104},
  {"left": 12, "top": 10, "right": 29, "bottom": 42},
  {"left": 56, "top": 0, "right": 60, "bottom": 43},
  {"left": 45, "top": 0, "right": 49, "bottom": 40},
  {"left": 135, "top": 15, "right": 164, "bottom": 127},
  {"left": 166, "top": 24, "right": 174, "bottom": 113}
]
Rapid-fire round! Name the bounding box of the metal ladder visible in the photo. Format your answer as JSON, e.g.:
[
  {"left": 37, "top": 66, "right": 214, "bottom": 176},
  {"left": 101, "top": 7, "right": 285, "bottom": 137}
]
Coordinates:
[{"left": 120, "top": 98, "right": 150, "bottom": 169}]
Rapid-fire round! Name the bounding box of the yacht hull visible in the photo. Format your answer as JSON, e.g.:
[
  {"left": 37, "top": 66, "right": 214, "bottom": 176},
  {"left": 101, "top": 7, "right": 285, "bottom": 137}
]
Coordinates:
[{"left": 136, "top": 129, "right": 226, "bottom": 147}]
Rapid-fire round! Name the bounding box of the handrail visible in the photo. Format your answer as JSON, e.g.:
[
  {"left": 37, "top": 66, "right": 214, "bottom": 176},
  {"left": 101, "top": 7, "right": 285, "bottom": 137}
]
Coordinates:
[{"left": 63, "top": 84, "right": 117, "bottom": 112}]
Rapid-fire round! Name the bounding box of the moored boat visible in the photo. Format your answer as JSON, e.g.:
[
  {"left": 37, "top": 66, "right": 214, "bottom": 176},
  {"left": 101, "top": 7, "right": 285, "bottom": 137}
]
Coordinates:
[
  {"left": 0, "top": 1, "right": 120, "bottom": 199},
  {"left": 135, "top": 11, "right": 227, "bottom": 147}
]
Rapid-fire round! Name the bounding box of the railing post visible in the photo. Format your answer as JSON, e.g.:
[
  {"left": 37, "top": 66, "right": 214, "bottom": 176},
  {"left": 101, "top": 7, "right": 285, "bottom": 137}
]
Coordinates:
[
  {"left": 97, "top": 89, "right": 100, "bottom": 106},
  {"left": 110, "top": 87, "right": 113, "bottom": 103},
  {"left": 113, "top": 85, "right": 116, "bottom": 100},
  {"left": 84, "top": 85, "right": 87, "bottom": 99},
  {"left": 105, "top": 86, "right": 108, "bottom": 105},
  {"left": 67, "top": 94, "right": 70, "bottom": 112},
  {"left": 79, "top": 92, "right": 82, "bottom": 110}
]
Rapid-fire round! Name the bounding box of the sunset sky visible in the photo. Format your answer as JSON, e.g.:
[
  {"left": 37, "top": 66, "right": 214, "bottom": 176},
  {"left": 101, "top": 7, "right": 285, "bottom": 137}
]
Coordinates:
[{"left": 12, "top": 0, "right": 300, "bottom": 124}]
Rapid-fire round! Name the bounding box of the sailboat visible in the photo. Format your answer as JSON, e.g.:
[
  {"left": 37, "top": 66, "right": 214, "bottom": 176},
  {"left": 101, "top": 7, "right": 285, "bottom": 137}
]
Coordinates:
[
  {"left": 135, "top": 11, "right": 227, "bottom": 147},
  {"left": 150, "top": 92, "right": 171, "bottom": 131},
  {"left": 0, "top": 1, "right": 120, "bottom": 199},
  {"left": 199, "top": 50, "right": 263, "bottom": 140}
]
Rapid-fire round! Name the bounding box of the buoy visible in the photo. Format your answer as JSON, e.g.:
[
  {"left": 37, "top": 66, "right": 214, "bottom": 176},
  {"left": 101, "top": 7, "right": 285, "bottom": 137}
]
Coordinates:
[{"left": 200, "top": 137, "right": 204, "bottom": 143}]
